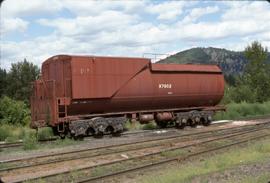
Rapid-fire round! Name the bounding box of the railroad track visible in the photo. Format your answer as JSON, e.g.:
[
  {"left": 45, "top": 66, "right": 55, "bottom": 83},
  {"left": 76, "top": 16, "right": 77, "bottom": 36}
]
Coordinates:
[
  {"left": 0, "top": 137, "right": 58, "bottom": 150},
  {"left": 0, "top": 121, "right": 266, "bottom": 165},
  {"left": 0, "top": 142, "right": 23, "bottom": 149},
  {"left": 79, "top": 133, "right": 269, "bottom": 183},
  {"left": 1, "top": 122, "right": 270, "bottom": 183},
  {"left": 0, "top": 115, "right": 268, "bottom": 150},
  {"left": 0, "top": 122, "right": 218, "bottom": 150},
  {"left": 0, "top": 127, "right": 174, "bottom": 150}
]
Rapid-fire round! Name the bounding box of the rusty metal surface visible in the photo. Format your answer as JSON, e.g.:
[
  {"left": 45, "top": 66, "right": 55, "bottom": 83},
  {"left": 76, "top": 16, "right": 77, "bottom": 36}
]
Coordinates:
[
  {"left": 65, "top": 105, "right": 225, "bottom": 121},
  {"left": 31, "top": 55, "right": 225, "bottom": 127},
  {"left": 70, "top": 56, "right": 150, "bottom": 99},
  {"left": 31, "top": 80, "right": 57, "bottom": 128},
  {"left": 139, "top": 114, "right": 154, "bottom": 123},
  {"left": 156, "top": 112, "right": 173, "bottom": 122}
]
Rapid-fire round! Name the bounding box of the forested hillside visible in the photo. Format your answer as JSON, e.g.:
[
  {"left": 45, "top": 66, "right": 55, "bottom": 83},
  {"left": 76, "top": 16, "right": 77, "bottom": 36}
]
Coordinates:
[{"left": 159, "top": 47, "right": 270, "bottom": 76}]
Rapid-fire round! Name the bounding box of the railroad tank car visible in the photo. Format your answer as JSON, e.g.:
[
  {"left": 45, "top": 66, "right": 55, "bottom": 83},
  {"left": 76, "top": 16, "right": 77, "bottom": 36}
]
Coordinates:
[{"left": 30, "top": 55, "right": 225, "bottom": 138}]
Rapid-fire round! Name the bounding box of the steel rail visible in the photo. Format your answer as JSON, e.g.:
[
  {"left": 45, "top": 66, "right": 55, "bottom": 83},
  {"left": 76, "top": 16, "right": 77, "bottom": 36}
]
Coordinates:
[
  {"left": 1, "top": 121, "right": 268, "bottom": 165},
  {"left": 77, "top": 133, "right": 270, "bottom": 183},
  {"left": 1, "top": 114, "right": 269, "bottom": 150},
  {"left": 8, "top": 125, "right": 270, "bottom": 183},
  {"left": 0, "top": 137, "right": 58, "bottom": 150},
  {"left": 0, "top": 142, "right": 23, "bottom": 149},
  {"left": 0, "top": 123, "right": 264, "bottom": 173},
  {"left": 1, "top": 113, "right": 269, "bottom": 150}
]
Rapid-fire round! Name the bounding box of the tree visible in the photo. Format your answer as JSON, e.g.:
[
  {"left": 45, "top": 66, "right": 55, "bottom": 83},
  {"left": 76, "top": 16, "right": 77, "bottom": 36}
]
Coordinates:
[
  {"left": 6, "top": 59, "right": 40, "bottom": 104},
  {"left": 242, "top": 41, "right": 270, "bottom": 102},
  {"left": 224, "top": 74, "right": 237, "bottom": 86},
  {"left": 0, "top": 67, "right": 7, "bottom": 97}
]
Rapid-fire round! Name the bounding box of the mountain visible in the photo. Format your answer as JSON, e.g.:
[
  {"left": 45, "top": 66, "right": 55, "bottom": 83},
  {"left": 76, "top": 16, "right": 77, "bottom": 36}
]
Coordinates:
[{"left": 158, "top": 47, "right": 270, "bottom": 76}]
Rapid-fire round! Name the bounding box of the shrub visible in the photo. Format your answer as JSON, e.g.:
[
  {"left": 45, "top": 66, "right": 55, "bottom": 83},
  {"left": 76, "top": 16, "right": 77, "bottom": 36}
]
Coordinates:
[
  {"left": 5, "top": 136, "right": 19, "bottom": 143},
  {"left": 0, "top": 96, "right": 30, "bottom": 126},
  {"left": 0, "top": 124, "right": 33, "bottom": 142},
  {"left": 125, "top": 120, "right": 142, "bottom": 131},
  {"left": 23, "top": 130, "right": 37, "bottom": 150},
  {"left": 214, "top": 101, "right": 270, "bottom": 120},
  {"left": 220, "top": 85, "right": 234, "bottom": 104},
  {"left": 225, "top": 85, "right": 257, "bottom": 103},
  {"left": 0, "top": 125, "right": 11, "bottom": 141},
  {"left": 37, "top": 127, "right": 54, "bottom": 140},
  {"left": 142, "top": 122, "right": 156, "bottom": 130}
]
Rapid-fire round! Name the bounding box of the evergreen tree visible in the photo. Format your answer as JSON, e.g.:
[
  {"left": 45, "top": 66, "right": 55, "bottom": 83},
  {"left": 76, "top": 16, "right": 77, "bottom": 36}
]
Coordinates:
[
  {"left": 6, "top": 59, "right": 40, "bottom": 104},
  {"left": 0, "top": 67, "right": 7, "bottom": 97},
  {"left": 243, "top": 41, "right": 270, "bottom": 102}
]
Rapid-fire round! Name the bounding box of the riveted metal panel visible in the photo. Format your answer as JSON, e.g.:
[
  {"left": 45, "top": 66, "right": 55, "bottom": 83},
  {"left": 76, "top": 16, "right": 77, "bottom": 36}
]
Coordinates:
[{"left": 70, "top": 56, "right": 150, "bottom": 99}]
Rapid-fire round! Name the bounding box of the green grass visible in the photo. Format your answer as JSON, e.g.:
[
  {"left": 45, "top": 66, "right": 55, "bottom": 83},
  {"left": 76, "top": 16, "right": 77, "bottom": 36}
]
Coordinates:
[
  {"left": 23, "top": 138, "right": 78, "bottom": 152},
  {"left": 125, "top": 120, "right": 157, "bottom": 131},
  {"left": 0, "top": 138, "right": 79, "bottom": 157},
  {"left": 160, "top": 149, "right": 187, "bottom": 158},
  {"left": 238, "top": 173, "right": 270, "bottom": 183},
  {"left": 214, "top": 101, "right": 270, "bottom": 120},
  {"left": 90, "top": 163, "right": 126, "bottom": 178},
  {"left": 0, "top": 124, "right": 80, "bottom": 154},
  {"left": 91, "top": 166, "right": 107, "bottom": 177},
  {"left": 0, "top": 124, "right": 32, "bottom": 141},
  {"left": 46, "top": 138, "right": 77, "bottom": 147},
  {"left": 0, "top": 125, "right": 55, "bottom": 143},
  {"left": 141, "top": 138, "right": 270, "bottom": 183}
]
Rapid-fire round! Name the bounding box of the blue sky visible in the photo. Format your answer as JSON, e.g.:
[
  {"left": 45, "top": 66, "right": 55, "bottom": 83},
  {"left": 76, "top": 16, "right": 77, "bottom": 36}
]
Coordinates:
[{"left": 1, "top": 0, "right": 270, "bottom": 69}]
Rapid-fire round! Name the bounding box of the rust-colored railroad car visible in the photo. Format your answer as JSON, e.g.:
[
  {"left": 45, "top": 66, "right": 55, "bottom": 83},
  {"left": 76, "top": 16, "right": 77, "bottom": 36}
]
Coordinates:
[{"left": 31, "top": 55, "right": 225, "bottom": 138}]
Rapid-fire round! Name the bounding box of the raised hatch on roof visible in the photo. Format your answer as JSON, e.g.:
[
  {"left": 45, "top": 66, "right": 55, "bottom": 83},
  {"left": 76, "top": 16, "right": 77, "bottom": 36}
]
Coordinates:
[{"left": 151, "top": 63, "right": 222, "bottom": 73}]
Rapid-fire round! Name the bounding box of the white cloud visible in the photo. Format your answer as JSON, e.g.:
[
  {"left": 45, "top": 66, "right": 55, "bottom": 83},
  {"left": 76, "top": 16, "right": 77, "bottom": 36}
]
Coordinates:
[
  {"left": 176, "top": 20, "right": 267, "bottom": 41},
  {"left": 1, "top": 18, "right": 29, "bottom": 34},
  {"left": 1, "top": 35, "right": 76, "bottom": 69},
  {"left": 222, "top": 1, "right": 270, "bottom": 21},
  {"left": 60, "top": 0, "right": 118, "bottom": 16},
  {"left": 61, "top": 0, "right": 146, "bottom": 16},
  {"left": 38, "top": 11, "right": 139, "bottom": 36},
  {"left": 146, "top": 1, "right": 187, "bottom": 20},
  {"left": 182, "top": 6, "right": 219, "bottom": 23},
  {"left": 259, "top": 32, "right": 270, "bottom": 41},
  {"left": 2, "top": 0, "right": 62, "bottom": 18},
  {"left": 175, "top": 2, "right": 270, "bottom": 41}
]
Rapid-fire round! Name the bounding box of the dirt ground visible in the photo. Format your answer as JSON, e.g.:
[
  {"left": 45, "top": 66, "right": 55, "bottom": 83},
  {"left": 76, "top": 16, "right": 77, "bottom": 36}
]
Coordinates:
[
  {"left": 190, "top": 160, "right": 270, "bottom": 183},
  {"left": 111, "top": 160, "right": 270, "bottom": 183}
]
